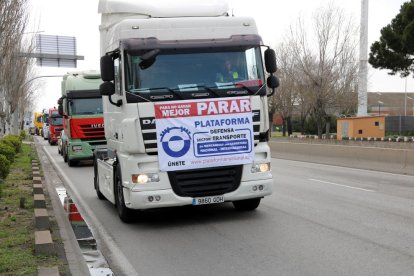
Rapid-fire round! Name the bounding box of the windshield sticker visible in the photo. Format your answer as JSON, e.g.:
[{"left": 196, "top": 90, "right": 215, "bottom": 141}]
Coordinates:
[{"left": 155, "top": 97, "right": 254, "bottom": 171}]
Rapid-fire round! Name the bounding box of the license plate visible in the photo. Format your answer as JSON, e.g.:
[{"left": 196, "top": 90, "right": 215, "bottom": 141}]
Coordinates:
[{"left": 192, "top": 195, "right": 224, "bottom": 206}]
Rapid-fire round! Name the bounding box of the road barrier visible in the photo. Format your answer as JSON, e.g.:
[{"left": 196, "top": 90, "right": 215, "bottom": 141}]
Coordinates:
[{"left": 270, "top": 140, "right": 414, "bottom": 176}]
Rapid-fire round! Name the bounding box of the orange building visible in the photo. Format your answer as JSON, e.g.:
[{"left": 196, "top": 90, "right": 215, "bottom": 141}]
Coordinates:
[{"left": 337, "top": 116, "right": 385, "bottom": 140}]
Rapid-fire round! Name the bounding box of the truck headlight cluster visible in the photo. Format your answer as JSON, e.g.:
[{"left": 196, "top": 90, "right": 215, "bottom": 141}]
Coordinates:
[
  {"left": 72, "top": 145, "right": 82, "bottom": 152},
  {"left": 132, "top": 173, "right": 160, "bottom": 184},
  {"left": 251, "top": 162, "right": 270, "bottom": 173}
]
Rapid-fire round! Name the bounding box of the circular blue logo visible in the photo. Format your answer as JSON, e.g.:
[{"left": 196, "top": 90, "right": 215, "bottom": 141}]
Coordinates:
[{"left": 160, "top": 127, "right": 191, "bottom": 157}]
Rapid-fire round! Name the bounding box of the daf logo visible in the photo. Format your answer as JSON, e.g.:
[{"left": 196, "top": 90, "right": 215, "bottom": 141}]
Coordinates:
[
  {"left": 143, "top": 119, "right": 156, "bottom": 125},
  {"left": 91, "top": 124, "right": 104, "bottom": 128}
]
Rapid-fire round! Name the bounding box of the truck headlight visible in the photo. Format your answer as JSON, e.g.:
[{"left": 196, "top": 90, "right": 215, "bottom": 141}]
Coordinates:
[
  {"left": 72, "top": 145, "right": 82, "bottom": 152},
  {"left": 251, "top": 162, "right": 270, "bottom": 173},
  {"left": 132, "top": 173, "right": 160, "bottom": 184}
]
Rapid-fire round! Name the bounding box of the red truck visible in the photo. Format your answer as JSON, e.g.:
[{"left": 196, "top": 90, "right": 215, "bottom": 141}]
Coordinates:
[{"left": 48, "top": 107, "right": 63, "bottom": 145}]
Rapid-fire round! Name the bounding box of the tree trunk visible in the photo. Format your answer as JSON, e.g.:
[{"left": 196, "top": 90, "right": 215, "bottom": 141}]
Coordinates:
[
  {"left": 11, "top": 110, "right": 19, "bottom": 135},
  {"left": 268, "top": 111, "right": 274, "bottom": 138},
  {"left": 316, "top": 115, "right": 324, "bottom": 139},
  {"left": 282, "top": 117, "right": 287, "bottom": 137},
  {"left": 325, "top": 119, "right": 330, "bottom": 136},
  {"left": 287, "top": 116, "right": 293, "bottom": 136}
]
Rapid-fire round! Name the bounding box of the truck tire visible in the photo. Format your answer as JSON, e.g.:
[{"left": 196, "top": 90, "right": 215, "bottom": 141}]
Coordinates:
[
  {"left": 232, "top": 198, "right": 261, "bottom": 211},
  {"left": 63, "top": 146, "right": 68, "bottom": 162},
  {"left": 93, "top": 156, "right": 105, "bottom": 200},
  {"left": 115, "top": 164, "right": 135, "bottom": 223},
  {"left": 68, "top": 159, "right": 77, "bottom": 167}
]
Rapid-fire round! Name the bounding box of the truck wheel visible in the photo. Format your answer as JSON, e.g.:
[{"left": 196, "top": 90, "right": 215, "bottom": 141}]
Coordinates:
[
  {"left": 94, "top": 158, "right": 105, "bottom": 200},
  {"left": 232, "top": 198, "right": 261, "bottom": 211},
  {"left": 48, "top": 136, "right": 51, "bottom": 145},
  {"left": 68, "top": 159, "right": 77, "bottom": 167},
  {"left": 63, "top": 147, "right": 68, "bottom": 162},
  {"left": 115, "top": 164, "right": 134, "bottom": 223}
]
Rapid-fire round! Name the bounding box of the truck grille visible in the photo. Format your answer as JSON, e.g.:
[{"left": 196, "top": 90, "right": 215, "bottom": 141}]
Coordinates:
[
  {"left": 168, "top": 165, "right": 242, "bottom": 197},
  {"left": 79, "top": 125, "right": 105, "bottom": 139}
]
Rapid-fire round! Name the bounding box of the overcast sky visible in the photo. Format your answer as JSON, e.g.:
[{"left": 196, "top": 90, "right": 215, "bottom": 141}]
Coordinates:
[{"left": 28, "top": 0, "right": 413, "bottom": 111}]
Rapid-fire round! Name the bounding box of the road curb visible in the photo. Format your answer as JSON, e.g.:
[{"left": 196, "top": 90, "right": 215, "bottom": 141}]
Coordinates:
[
  {"left": 31, "top": 158, "right": 59, "bottom": 275},
  {"left": 33, "top": 140, "right": 92, "bottom": 276}
]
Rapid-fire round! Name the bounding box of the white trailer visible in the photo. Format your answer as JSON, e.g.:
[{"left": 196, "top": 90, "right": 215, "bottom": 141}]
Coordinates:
[{"left": 95, "top": 0, "right": 279, "bottom": 222}]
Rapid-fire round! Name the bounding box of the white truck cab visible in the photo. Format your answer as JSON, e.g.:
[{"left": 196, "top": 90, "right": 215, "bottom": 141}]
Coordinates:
[{"left": 95, "top": 0, "right": 279, "bottom": 222}]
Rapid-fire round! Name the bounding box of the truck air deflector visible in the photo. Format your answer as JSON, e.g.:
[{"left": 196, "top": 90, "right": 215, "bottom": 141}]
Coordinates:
[
  {"left": 66, "top": 90, "right": 101, "bottom": 99},
  {"left": 121, "top": 35, "right": 262, "bottom": 54}
]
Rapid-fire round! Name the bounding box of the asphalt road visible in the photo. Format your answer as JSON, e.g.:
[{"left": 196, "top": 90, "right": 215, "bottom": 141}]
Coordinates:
[{"left": 40, "top": 138, "right": 414, "bottom": 276}]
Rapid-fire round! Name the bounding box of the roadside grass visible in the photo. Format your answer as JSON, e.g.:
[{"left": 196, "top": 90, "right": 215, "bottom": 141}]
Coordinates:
[{"left": 0, "top": 142, "right": 62, "bottom": 275}]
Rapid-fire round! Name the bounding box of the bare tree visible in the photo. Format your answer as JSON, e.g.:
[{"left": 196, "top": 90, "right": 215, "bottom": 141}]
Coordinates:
[
  {"left": 0, "top": 0, "right": 36, "bottom": 135},
  {"left": 269, "top": 42, "right": 301, "bottom": 136},
  {"left": 283, "top": 4, "right": 359, "bottom": 138}
]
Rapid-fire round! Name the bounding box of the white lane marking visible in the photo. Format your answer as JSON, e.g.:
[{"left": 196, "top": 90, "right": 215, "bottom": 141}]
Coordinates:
[{"left": 308, "top": 178, "right": 375, "bottom": 192}]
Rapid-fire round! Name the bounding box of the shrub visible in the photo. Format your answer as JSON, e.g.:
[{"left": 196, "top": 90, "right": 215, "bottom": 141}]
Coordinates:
[
  {"left": 0, "top": 154, "right": 11, "bottom": 180},
  {"left": 19, "top": 130, "right": 27, "bottom": 140},
  {"left": 1, "top": 135, "right": 22, "bottom": 152},
  {"left": 0, "top": 142, "right": 16, "bottom": 162}
]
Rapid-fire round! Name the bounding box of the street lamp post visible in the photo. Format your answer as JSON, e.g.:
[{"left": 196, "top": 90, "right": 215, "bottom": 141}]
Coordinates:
[{"left": 404, "top": 77, "right": 408, "bottom": 116}]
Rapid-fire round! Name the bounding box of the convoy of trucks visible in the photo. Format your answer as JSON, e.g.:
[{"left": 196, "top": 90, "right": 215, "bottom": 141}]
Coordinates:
[
  {"left": 57, "top": 70, "right": 106, "bottom": 167},
  {"left": 92, "top": 0, "right": 278, "bottom": 222}
]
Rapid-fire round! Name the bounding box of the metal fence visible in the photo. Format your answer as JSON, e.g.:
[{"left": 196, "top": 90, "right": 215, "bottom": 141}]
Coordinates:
[{"left": 385, "top": 116, "right": 414, "bottom": 134}]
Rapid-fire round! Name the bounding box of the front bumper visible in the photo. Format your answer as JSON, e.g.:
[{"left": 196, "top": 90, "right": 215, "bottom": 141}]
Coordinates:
[
  {"left": 123, "top": 177, "right": 273, "bottom": 210},
  {"left": 68, "top": 141, "right": 106, "bottom": 161}
]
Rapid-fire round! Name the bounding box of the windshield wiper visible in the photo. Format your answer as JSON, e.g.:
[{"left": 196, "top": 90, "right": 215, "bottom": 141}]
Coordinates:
[
  {"left": 148, "top": 87, "right": 183, "bottom": 100},
  {"left": 76, "top": 112, "right": 95, "bottom": 115},
  {"left": 128, "top": 87, "right": 183, "bottom": 101},
  {"left": 181, "top": 84, "right": 221, "bottom": 98}
]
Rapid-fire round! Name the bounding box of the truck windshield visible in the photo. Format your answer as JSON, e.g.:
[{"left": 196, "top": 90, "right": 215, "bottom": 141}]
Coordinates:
[
  {"left": 42, "top": 114, "right": 49, "bottom": 123},
  {"left": 125, "top": 47, "right": 265, "bottom": 101},
  {"left": 50, "top": 117, "right": 63, "bottom": 126},
  {"left": 69, "top": 98, "right": 103, "bottom": 115}
]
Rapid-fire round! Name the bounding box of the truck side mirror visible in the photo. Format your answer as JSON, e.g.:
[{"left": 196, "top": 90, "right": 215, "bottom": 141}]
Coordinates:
[
  {"left": 266, "top": 75, "right": 280, "bottom": 97},
  {"left": 100, "top": 82, "right": 122, "bottom": 107},
  {"left": 264, "top": 48, "right": 277, "bottom": 74},
  {"left": 100, "top": 82, "right": 115, "bottom": 96},
  {"left": 267, "top": 75, "right": 279, "bottom": 89},
  {"left": 101, "top": 55, "right": 114, "bottom": 82},
  {"left": 57, "top": 97, "right": 64, "bottom": 116}
]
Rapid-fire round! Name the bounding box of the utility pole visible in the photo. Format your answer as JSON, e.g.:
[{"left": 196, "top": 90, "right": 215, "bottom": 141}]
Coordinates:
[
  {"left": 357, "top": 0, "right": 369, "bottom": 117},
  {"left": 404, "top": 77, "right": 407, "bottom": 116}
]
